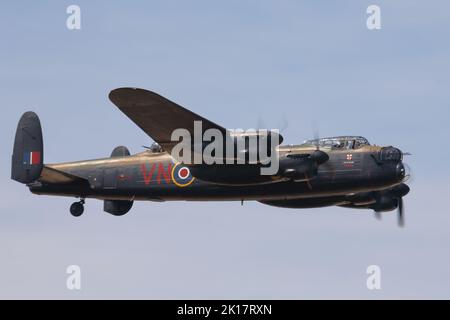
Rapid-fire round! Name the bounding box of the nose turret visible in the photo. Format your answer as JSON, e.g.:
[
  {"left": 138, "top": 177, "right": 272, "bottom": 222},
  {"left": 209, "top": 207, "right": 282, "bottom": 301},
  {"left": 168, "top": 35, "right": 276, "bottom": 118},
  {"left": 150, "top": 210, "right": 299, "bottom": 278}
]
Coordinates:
[
  {"left": 379, "top": 146, "right": 403, "bottom": 162},
  {"left": 396, "top": 162, "right": 406, "bottom": 180},
  {"left": 380, "top": 146, "right": 406, "bottom": 182}
]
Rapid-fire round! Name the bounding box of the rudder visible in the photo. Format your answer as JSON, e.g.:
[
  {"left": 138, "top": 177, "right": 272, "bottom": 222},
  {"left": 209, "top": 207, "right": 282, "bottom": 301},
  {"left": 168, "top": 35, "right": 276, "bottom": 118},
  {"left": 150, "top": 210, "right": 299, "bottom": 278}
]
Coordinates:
[{"left": 11, "top": 112, "right": 44, "bottom": 184}]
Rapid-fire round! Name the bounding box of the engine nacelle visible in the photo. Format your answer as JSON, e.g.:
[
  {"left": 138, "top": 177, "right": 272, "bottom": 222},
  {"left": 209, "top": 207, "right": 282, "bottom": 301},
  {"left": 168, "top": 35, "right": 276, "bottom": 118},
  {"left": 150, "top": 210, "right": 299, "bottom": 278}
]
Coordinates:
[
  {"left": 278, "top": 150, "right": 328, "bottom": 181},
  {"left": 346, "top": 192, "right": 376, "bottom": 206},
  {"left": 371, "top": 196, "right": 399, "bottom": 213},
  {"left": 343, "top": 183, "right": 410, "bottom": 212},
  {"left": 278, "top": 156, "right": 317, "bottom": 181},
  {"left": 104, "top": 200, "right": 133, "bottom": 216}
]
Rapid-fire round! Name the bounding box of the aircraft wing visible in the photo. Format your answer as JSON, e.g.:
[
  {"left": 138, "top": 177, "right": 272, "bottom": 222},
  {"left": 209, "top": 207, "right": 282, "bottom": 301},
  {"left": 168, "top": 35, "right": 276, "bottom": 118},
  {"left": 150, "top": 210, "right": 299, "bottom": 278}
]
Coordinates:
[{"left": 109, "top": 88, "right": 227, "bottom": 154}]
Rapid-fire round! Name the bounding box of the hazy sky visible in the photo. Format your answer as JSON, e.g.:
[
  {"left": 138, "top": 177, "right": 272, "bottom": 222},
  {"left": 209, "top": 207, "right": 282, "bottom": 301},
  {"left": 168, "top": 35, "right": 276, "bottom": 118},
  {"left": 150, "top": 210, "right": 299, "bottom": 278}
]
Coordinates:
[{"left": 1, "top": 1, "right": 450, "bottom": 299}]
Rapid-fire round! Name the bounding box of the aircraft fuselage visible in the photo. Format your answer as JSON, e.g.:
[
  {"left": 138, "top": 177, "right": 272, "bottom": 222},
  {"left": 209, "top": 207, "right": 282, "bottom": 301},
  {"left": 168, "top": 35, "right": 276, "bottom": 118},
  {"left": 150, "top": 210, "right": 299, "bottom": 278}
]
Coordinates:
[{"left": 29, "top": 144, "right": 404, "bottom": 203}]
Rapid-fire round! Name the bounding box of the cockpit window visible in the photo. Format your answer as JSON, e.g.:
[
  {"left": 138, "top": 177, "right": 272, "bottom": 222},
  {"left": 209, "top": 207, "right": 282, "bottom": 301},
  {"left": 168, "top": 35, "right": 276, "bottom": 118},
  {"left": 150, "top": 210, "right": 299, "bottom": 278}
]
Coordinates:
[{"left": 302, "top": 136, "right": 370, "bottom": 150}]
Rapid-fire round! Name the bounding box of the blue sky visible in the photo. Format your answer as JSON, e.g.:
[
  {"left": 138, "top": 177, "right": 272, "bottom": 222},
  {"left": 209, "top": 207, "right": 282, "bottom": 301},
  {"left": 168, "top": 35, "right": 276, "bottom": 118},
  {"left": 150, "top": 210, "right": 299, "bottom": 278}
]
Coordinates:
[{"left": 1, "top": 1, "right": 450, "bottom": 298}]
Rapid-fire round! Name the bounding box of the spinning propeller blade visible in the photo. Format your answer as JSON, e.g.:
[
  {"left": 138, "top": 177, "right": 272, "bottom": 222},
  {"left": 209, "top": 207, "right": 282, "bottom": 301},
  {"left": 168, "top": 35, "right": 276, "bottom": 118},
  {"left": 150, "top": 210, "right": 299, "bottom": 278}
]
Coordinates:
[{"left": 397, "top": 198, "right": 405, "bottom": 227}]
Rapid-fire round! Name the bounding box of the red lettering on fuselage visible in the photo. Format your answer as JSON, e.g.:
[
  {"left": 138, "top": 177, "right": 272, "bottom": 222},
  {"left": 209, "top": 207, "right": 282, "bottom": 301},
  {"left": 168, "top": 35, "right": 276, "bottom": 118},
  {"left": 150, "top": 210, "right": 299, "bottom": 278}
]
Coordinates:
[
  {"left": 140, "top": 162, "right": 172, "bottom": 185},
  {"left": 157, "top": 163, "right": 172, "bottom": 184},
  {"left": 141, "top": 163, "right": 157, "bottom": 185}
]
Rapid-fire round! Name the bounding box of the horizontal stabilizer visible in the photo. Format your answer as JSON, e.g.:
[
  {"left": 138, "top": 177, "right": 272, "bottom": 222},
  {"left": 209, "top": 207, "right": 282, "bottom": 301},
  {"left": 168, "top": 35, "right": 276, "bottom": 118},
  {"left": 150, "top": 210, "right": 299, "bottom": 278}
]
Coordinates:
[{"left": 39, "top": 166, "right": 88, "bottom": 185}]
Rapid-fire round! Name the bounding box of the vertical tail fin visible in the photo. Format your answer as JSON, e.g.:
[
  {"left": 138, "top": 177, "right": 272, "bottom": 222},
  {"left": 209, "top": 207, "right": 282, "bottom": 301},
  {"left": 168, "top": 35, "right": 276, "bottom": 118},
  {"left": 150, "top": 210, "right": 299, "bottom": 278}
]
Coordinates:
[{"left": 11, "top": 112, "right": 44, "bottom": 184}]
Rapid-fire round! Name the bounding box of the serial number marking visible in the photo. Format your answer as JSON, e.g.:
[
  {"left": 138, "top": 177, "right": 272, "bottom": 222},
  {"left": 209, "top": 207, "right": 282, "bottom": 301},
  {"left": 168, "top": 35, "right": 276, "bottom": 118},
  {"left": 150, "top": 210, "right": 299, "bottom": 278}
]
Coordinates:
[
  {"left": 177, "top": 304, "right": 272, "bottom": 318},
  {"left": 221, "top": 304, "right": 272, "bottom": 316}
]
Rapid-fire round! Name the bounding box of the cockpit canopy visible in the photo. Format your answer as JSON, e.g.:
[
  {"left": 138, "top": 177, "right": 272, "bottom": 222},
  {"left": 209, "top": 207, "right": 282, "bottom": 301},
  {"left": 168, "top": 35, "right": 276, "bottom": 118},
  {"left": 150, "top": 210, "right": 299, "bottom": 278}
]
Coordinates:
[{"left": 302, "top": 136, "right": 370, "bottom": 150}]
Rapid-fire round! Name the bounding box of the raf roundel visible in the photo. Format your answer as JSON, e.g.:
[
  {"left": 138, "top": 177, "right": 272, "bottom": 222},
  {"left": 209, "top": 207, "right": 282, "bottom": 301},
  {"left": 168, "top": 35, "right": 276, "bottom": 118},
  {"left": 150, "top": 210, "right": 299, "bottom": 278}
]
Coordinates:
[
  {"left": 178, "top": 167, "right": 190, "bottom": 180},
  {"left": 171, "top": 164, "right": 195, "bottom": 187}
]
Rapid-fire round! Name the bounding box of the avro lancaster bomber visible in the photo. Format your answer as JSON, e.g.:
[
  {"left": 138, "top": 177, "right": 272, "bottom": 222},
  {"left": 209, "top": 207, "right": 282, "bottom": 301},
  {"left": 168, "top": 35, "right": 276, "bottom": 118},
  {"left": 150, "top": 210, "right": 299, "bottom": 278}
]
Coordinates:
[{"left": 11, "top": 88, "right": 410, "bottom": 226}]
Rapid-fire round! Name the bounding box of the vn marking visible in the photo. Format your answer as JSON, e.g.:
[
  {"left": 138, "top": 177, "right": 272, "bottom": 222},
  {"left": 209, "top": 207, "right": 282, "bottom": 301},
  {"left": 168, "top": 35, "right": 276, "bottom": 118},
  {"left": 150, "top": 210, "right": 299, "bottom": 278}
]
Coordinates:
[
  {"left": 140, "top": 162, "right": 172, "bottom": 185},
  {"left": 139, "top": 162, "right": 194, "bottom": 187}
]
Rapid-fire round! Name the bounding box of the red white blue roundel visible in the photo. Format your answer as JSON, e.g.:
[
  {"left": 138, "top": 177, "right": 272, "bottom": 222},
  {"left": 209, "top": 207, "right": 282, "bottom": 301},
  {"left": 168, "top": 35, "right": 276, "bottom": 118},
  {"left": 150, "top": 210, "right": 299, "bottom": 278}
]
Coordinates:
[{"left": 171, "top": 164, "right": 195, "bottom": 187}]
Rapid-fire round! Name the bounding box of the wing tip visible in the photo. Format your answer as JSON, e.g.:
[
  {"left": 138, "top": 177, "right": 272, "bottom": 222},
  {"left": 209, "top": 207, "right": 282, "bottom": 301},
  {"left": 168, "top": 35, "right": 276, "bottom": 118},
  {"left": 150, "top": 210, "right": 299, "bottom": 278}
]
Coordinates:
[
  {"left": 108, "top": 87, "right": 163, "bottom": 104},
  {"left": 109, "top": 87, "right": 140, "bottom": 100}
]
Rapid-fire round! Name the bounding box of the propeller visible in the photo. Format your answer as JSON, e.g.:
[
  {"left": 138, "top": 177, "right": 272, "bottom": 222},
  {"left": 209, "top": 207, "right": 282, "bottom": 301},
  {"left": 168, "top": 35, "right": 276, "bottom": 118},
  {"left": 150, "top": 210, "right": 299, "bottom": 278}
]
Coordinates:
[
  {"left": 373, "top": 183, "right": 409, "bottom": 227},
  {"left": 373, "top": 198, "right": 405, "bottom": 227},
  {"left": 309, "top": 126, "right": 329, "bottom": 165},
  {"left": 398, "top": 160, "right": 412, "bottom": 227},
  {"left": 394, "top": 183, "right": 409, "bottom": 227},
  {"left": 311, "top": 122, "right": 320, "bottom": 150},
  {"left": 403, "top": 162, "right": 413, "bottom": 184},
  {"left": 256, "top": 116, "right": 289, "bottom": 134},
  {"left": 397, "top": 197, "right": 404, "bottom": 227}
]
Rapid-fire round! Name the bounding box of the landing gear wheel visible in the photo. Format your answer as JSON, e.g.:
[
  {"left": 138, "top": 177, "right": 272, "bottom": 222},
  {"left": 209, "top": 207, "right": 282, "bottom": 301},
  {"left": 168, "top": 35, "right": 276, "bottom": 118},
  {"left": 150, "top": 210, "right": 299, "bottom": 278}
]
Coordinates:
[{"left": 70, "top": 201, "right": 84, "bottom": 217}]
